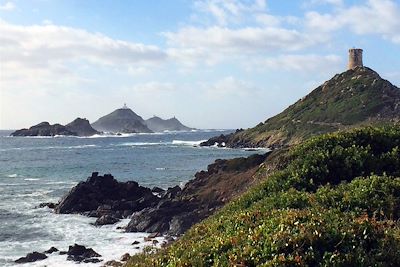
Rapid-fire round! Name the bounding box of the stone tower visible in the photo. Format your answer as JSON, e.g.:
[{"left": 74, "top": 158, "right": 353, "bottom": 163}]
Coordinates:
[{"left": 348, "top": 48, "right": 363, "bottom": 69}]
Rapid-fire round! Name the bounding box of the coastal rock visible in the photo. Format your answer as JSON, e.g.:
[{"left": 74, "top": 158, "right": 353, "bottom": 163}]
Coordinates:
[
  {"left": 200, "top": 134, "right": 231, "bottom": 147},
  {"left": 94, "top": 215, "right": 120, "bottom": 226},
  {"left": 38, "top": 202, "right": 57, "bottom": 209},
  {"left": 44, "top": 247, "right": 59, "bottom": 254},
  {"left": 15, "top": 252, "right": 47, "bottom": 263},
  {"left": 126, "top": 153, "right": 269, "bottom": 235},
  {"left": 65, "top": 118, "right": 100, "bottom": 136},
  {"left": 120, "top": 253, "right": 131, "bottom": 261},
  {"left": 55, "top": 172, "right": 159, "bottom": 218},
  {"left": 11, "top": 118, "right": 99, "bottom": 137},
  {"left": 11, "top": 122, "right": 75, "bottom": 137},
  {"left": 66, "top": 244, "right": 101, "bottom": 263}
]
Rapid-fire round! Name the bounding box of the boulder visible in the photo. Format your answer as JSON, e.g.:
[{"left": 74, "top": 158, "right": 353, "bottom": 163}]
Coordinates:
[
  {"left": 120, "top": 253, "right": 130, "bottom": 261},
  {"left": 66, "top": 244, "right": 101, "bottom": 263},
  {"left": 94, "top": 215, "right": 120, "bottom": 226},
  {"left": 103, "top": 260, "right": 123, "bottom": 266},
  {"left": 15, "top": 252, "right": 47, "bottom": 263}
]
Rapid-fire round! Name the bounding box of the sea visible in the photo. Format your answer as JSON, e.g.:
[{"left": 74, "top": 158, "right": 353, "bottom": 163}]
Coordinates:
[{"left": 0, "top": 130, "right": 265, "bottom": 266}]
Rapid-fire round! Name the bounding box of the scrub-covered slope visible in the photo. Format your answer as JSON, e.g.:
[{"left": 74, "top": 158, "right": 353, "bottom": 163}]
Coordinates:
[
  {"left": 128, "top": 125, "right": 400, "bottom": 266},
  {"left": 202, "top": 67, "right": 400, "bottom": 148}
]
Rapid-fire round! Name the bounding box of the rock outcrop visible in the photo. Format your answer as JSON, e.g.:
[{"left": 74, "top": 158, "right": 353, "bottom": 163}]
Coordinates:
[
  {"left": 11, "top": 122, "right": 75, "bottom": 137},
  {"left": 145, "top": 116, "right": 193, "bottom": 132},
  {"left": 65, "top": 118, "right": 100, "bottom": 136},
  {"left": 54, "top": 152, "right": 270, "bottom": 236},
  {"left": 55, "top": 172, "right": 159, "bottom": 221},
  {"left": 91, "top": 108, "right": 152, "bottom": 133},
  {"left": 66, "top": 244, "right": 101, "bottom": 263},
  {"left": 14, "top": 252, "right": 47, "bottom": 264}
]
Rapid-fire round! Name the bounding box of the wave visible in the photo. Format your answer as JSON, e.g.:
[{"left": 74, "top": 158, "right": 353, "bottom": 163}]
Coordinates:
[
  {"left": 117, "top": 142, "right": 163, "bottom": 146},
  {"left": 171, "top": 140, "right": 207, "bottom": 146},
  {"left": 24, "top": 178, "right": 40, "bottom": 181},
  {"left": 7, "top": 174, "right": 18, "bottom": 178}
]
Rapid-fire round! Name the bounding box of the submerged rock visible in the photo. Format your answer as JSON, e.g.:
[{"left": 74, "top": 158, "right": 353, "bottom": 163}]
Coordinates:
[
  {"left": 66, "top": 244, "right": 101, "bottom": 263},
  {"left": 15, "top": 252, "right": 47, "bottom": 263}
]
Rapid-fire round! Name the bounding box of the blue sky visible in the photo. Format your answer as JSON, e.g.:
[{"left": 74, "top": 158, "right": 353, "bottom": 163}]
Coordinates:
[{"left": 1, "top": 0, "right": 400, "bottom": 129}]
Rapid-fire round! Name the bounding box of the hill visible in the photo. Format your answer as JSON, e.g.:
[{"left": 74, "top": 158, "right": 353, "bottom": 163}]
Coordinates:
[
  {"left": 128, "top": 125, "right": 400, "bottom": 266},
  {"left": 202, "top": 67, "right": 400, "bottom": 148},
  {"left": 145, "top": 116, "right": 193, "bottom": 132},
  {"left": 91, "top": 108, "right": 152, "bottom": 133}
]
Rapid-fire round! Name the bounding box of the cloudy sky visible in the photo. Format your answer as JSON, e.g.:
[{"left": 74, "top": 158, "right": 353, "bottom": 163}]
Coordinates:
[{"left": 1, "top": 0, "right": 399, "bottom": 130}]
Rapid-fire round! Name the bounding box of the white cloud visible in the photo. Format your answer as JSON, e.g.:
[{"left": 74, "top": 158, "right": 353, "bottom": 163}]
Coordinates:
[
  {"left": 0, "top": 1, "right": 15, "bottom": 11},
  {"left": 194, "top": 0, "right": 267, "bottom": 26},
  {"left": 249, "top": 54, "right": 342, "bottom": 72},
  {"left": 305, "top": 0, "right": 400, "bottom": 44},
  {"left": 304, "top": 0, "right": 343, "bottom": 7}
]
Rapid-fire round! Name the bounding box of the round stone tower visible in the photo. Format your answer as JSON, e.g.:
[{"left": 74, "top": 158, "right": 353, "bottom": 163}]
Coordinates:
[{"left": 348, "top": 48, "right": 363, "bottom": 69}]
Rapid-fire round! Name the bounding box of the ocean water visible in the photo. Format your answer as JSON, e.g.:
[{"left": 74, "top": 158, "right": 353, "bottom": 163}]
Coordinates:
[{"left": 0, "top": 130, "right": 265, "bottom": 266}]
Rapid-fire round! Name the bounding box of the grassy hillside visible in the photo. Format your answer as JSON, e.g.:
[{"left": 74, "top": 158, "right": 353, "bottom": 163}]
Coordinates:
[
  {"left": 223, "top": 67, "right": 400, "bottom": 148},
  {"left": 127, "top": 125, "right": 400, "bottom": 266}
]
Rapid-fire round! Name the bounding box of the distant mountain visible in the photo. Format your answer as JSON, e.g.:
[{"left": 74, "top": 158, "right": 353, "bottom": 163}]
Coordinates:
[
  {"left": 66, "top": 118, "right": 100, "bottom": 136},
  {"left": 91, "top": 108, "right": 152, "bottom": 133},
  {"left": 11, "top": 118, "right": 99, "bottom": 137},
  {"left": 145, "top": 116, "right": 193, "bottom": 132},
  {"left": 202, "top": 66, "right": 400, "bottom": 148}
]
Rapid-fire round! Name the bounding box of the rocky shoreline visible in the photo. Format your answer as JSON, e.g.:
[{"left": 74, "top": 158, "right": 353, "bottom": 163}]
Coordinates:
[{"left": 20, "top": 152, "right": 270, "bottom": 265}]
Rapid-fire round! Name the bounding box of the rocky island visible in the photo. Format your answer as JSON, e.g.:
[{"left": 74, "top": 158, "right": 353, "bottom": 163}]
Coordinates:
[
  {"left": 11, "top": 118, "right": 99, "bottom": 137},
  {"left": 145, "top": 116, "right": 194, "bottom": 132}
]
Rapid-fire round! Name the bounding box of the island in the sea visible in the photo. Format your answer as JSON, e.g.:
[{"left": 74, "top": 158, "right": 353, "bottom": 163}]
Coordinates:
[{"left": 10, "top": 105, "right": 194, "bottom": 136}]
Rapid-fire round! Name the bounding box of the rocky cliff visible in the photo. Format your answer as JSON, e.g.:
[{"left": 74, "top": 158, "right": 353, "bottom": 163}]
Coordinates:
[
  {"left": 202, "top": 67, "right": 400, "bottom": 148},
  {"left": 65, "top": 118, "right": 99, "bottom": 136}
]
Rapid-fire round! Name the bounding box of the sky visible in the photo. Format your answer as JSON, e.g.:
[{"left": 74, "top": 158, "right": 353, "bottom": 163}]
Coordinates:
[{"left": 1, "top": 0, "right": 400, "bottom": 130}]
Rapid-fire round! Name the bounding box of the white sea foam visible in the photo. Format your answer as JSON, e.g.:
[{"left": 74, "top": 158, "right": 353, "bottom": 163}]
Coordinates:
[
  {"left": 117, "top": 142, "right": 163, "bottom": 146},
  {"left": 0, "top": 212, "right": 165, "bottom": 267},
  {"left": 23, "top": 178, "right": 40, "bottom": 181},
  {"left": 7, "top": 174, "right": 18, "bottom": 178},
  {"left": 155, "top": 167, "right": 166, "bottom": 170},
  {"left": 171, "top": 140, "right": 207, "bottom": 146}
]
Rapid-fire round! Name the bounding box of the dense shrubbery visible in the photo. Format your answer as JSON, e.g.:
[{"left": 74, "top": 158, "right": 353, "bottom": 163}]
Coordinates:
[{"left": 128, "top": 125, "right": 400, "bottom": 266}]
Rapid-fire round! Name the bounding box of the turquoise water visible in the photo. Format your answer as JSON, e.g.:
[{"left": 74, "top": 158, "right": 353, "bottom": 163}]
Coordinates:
[{"left": 0, "top": 130, "right": 264, "bottom": 266}]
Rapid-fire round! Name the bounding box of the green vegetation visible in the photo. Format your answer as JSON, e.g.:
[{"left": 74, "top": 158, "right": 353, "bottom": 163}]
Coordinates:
[
  {"left": 228, "top": 67, "right": 400, "bottom": 147},
  {"left": 127, "top": 125, "right": 400, "bottom": 266}
]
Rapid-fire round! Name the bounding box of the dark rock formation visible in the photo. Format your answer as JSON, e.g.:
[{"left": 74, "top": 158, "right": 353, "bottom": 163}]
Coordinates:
[
  {"left": 55, "top": 172, "right": 159, "bottom": 220},
  {"left": 91, "top": 107, "right": 152, "bottom": 133},
  {"left": 11, "top": 122, "right": 75, "bottom": 137},
  {"left": 44, "top": 247, "right": 59, "bottom": 254},
  {"left": 65, "top": 118, "right": 100, "bottom": 136},
  {"left": 66, "top": 244, "right": 101, "bottom": 263},
  {"left": 125, "top": 153, "right": 269, "bottom": 235},
  {"left": 15, "top": 252, "right": 47, "bottom": 263},
  {"left": 94, "top": 214, "right": 120, "bottom": 226},
  {"left": 55, "top": 152, "right": 270, "bottom": 236},
  {"left": 145, "top": 116, "right": 194, "bottom": 132},
  {"left": 11, "top": 118, "right": 99, "bottom": 137},
  {"left": 38, "top": 202, "right": 57, "bottom": 209}
]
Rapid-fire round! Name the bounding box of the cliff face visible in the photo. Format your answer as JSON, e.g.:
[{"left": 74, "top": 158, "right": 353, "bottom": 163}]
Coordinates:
[
  {"left": 145, "top": 116, "right": 193, "bottom": 132},
  {"left": 91, "top": 108, "right": 152, "bottom": 134},
  {"left": 203, "top": 67, "right": 400, "bottom": 148}
]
